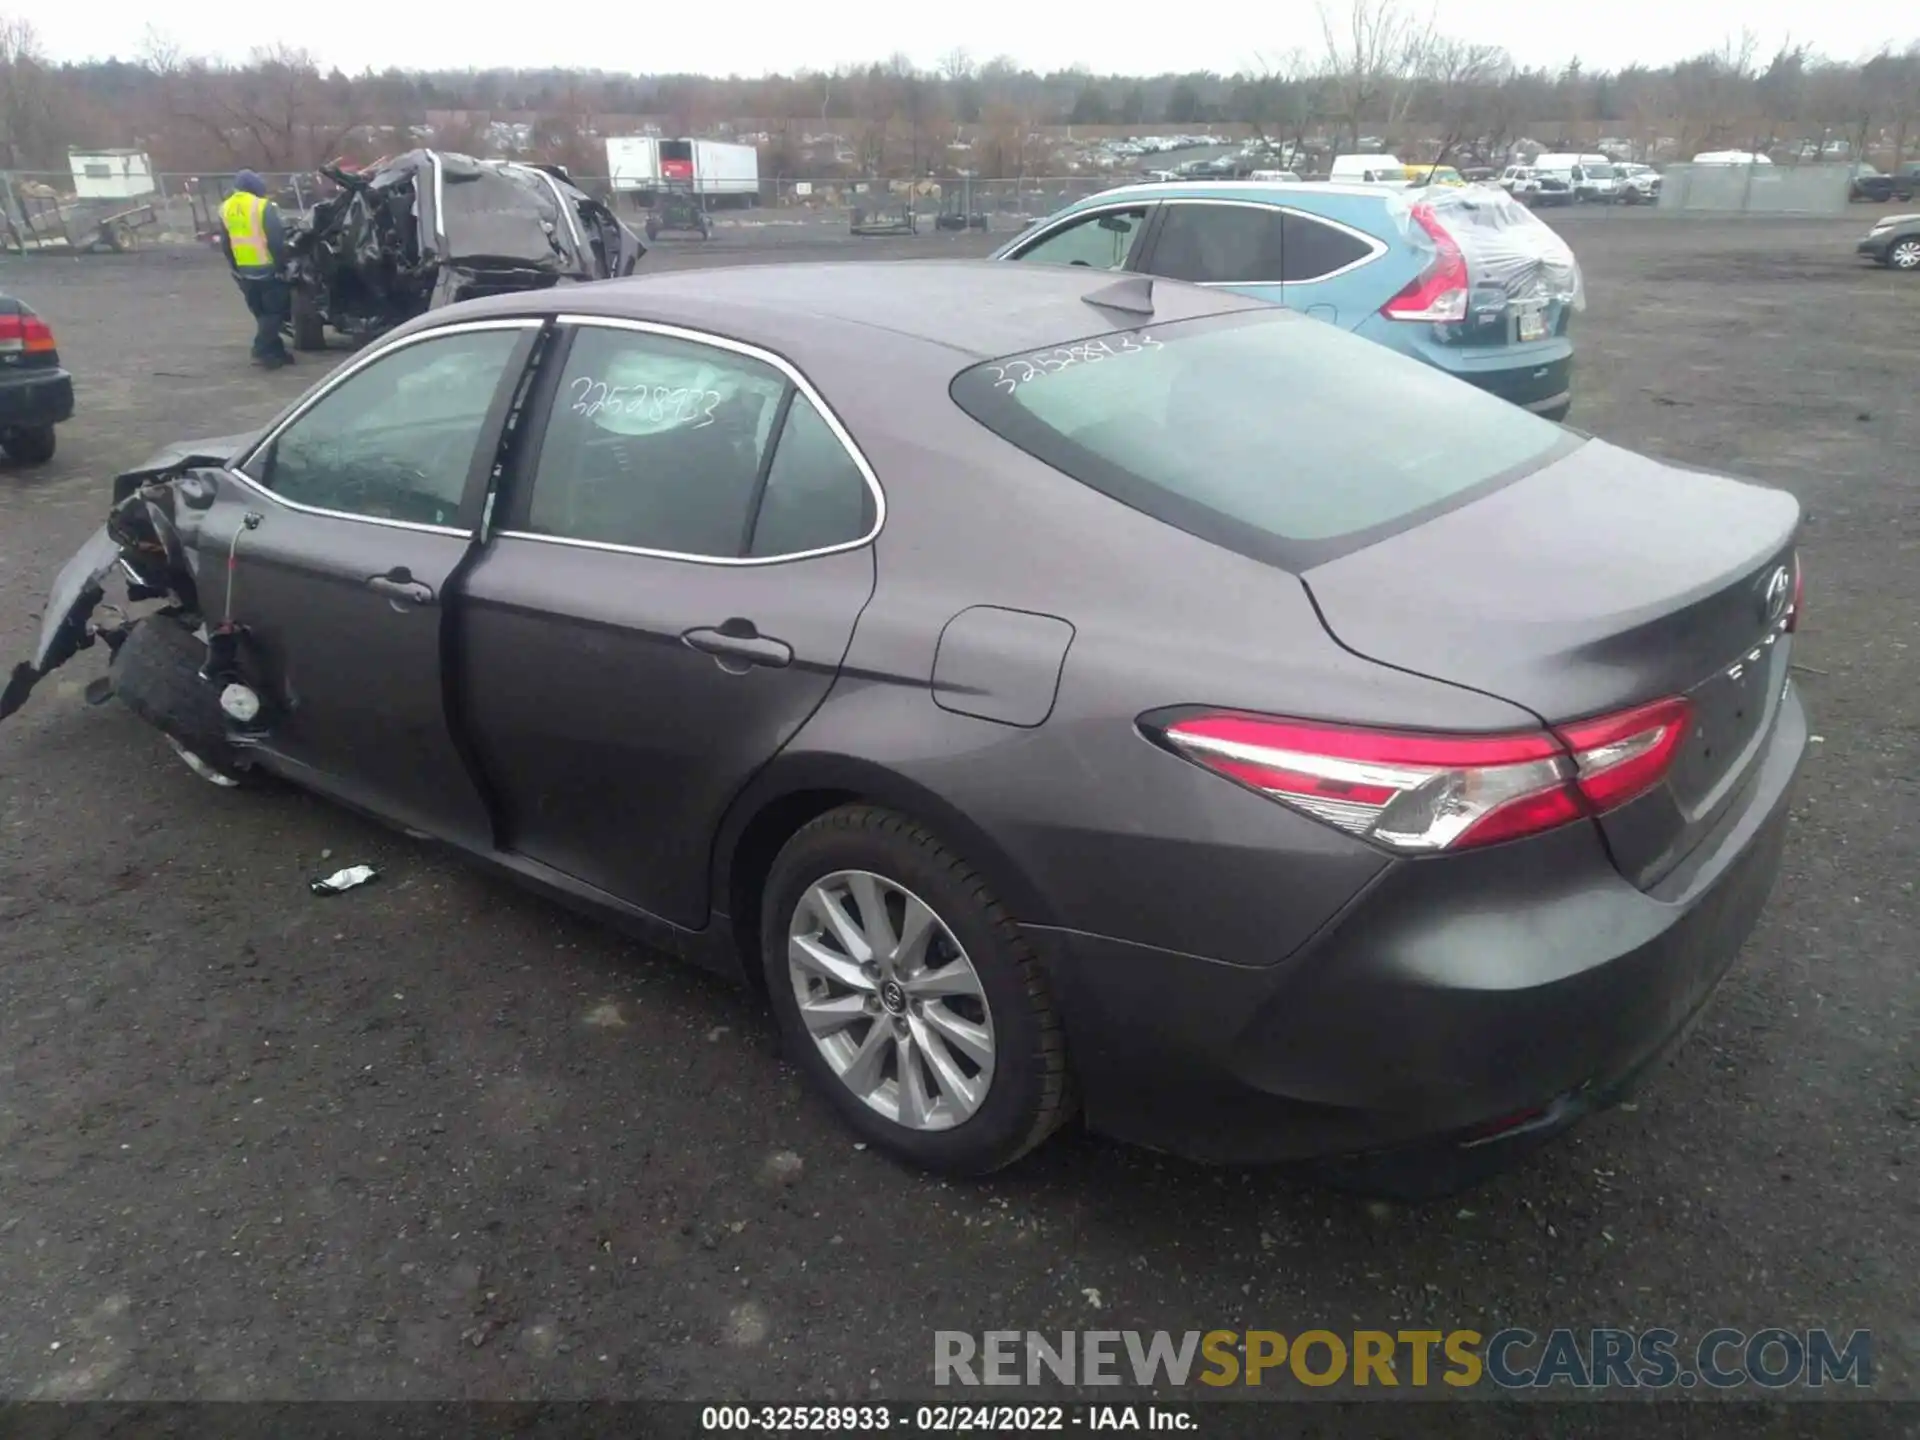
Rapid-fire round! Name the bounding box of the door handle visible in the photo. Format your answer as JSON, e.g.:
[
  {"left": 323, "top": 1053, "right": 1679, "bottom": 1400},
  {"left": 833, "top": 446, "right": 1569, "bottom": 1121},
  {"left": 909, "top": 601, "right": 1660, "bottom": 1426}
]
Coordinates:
[
  {"left": 682, "top": 624, "right": 793, "bottom": 670},
  {"left": 367, "top": 570, "right": 434, "bottom": 605}
]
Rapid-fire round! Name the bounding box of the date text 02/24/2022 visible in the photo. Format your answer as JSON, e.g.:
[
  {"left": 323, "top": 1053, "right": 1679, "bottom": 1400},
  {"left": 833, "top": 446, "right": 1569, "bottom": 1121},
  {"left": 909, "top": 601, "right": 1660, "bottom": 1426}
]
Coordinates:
[{"left": 699, "top": 1404, "right": 1196, "bottom": 1432}]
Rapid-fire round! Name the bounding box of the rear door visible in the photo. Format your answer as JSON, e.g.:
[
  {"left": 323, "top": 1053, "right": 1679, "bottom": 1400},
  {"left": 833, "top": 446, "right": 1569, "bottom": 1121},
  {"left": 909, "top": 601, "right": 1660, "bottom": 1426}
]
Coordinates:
[
  {"left": 456, "top": 317, "right": 880, "bottom": 927},
  {"left": 207, "top": 319, "right": 540, "bottom": 848}
]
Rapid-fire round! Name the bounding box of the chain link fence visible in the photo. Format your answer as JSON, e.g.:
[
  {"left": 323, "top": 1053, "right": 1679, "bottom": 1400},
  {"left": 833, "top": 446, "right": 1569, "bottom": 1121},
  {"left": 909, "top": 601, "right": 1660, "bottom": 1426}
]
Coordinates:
[{"left": 0, "top": 170, "right": 1129, "bottom": 250}]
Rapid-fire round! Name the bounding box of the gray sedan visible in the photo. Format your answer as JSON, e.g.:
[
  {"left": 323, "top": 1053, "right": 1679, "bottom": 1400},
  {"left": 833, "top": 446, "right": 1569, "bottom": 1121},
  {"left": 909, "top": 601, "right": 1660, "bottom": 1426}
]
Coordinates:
[{"left": 5, "top": 262, "right": 1808, "bottom": 1192}]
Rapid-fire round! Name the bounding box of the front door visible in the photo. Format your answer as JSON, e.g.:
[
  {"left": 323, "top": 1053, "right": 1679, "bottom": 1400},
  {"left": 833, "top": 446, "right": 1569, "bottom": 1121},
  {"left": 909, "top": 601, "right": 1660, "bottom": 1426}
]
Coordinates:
[
  {"left": 458, "top": 318, "right": 880, "bottom": 927},
  {"left": 205, "top": 320, "right": 539, "bottom": 847}
]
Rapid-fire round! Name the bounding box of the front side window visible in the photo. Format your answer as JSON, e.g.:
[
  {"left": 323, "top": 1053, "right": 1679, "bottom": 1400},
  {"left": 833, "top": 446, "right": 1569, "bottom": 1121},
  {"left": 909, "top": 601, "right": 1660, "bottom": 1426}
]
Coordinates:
[
  {"left": 1011, "top": 207, "right": 1150, "bottom": 271},
  {"left": 249, "top": 328, "right": 524, "bottom": 526},
  {"left": 1146, "top": 204, "right": 1286, "bottom": 285}
]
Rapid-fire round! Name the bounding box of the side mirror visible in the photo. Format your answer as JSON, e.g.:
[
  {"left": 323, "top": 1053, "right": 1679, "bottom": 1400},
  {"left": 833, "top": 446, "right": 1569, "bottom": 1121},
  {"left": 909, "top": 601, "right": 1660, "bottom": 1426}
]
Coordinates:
[{"left": 177, "top": 469, "right": 221, "bottom": 510}]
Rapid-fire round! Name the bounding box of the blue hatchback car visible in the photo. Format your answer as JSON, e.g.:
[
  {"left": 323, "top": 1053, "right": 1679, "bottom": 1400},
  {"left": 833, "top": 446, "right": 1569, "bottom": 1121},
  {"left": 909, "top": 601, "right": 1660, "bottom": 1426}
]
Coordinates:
[{"left": 991, "top": 181, "right": 1582, "bottom": 419}]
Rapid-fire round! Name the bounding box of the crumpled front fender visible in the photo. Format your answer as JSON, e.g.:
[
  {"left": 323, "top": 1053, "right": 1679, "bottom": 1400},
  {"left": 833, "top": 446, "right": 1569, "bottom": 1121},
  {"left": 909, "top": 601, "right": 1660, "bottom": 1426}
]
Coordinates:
[{"left": 0, "top": 525, "right": 126, "bottom": 722}]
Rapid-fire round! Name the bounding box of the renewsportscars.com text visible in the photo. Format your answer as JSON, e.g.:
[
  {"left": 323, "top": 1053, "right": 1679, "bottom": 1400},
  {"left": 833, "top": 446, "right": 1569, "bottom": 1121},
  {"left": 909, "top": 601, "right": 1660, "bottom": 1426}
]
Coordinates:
[{"left": 934, "top": 1328, "right": 1873, "bottom": 1391}]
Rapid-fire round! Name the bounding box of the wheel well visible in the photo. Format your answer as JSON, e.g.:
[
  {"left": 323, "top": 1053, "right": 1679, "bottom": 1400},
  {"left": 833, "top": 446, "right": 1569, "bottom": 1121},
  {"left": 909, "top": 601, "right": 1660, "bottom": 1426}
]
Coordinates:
[{"left": 726, "top": 787, "right": 859, "bottom": 998}]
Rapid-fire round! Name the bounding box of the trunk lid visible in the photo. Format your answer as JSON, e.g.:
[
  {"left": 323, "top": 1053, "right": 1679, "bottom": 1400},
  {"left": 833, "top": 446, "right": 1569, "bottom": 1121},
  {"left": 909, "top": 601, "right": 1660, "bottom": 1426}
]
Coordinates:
[{"left": 1301, "top": 439, "right": 1801, "bottom": 888}]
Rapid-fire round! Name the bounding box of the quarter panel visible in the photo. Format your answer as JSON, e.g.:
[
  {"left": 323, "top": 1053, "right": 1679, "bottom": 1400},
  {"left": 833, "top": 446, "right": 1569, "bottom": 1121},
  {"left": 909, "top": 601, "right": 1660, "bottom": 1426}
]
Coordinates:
[{"left": 777, "top": 408, "right": 1545, "bottom": 965}]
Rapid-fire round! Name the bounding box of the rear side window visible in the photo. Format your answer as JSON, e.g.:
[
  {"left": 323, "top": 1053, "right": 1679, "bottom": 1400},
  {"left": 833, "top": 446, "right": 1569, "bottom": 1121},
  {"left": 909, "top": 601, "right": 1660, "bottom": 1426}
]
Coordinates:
[
  {"left": 1146, "top": 204, "right": 1285, "bottom": 284},
  {"left": 525, "top": 326, "right": 787, "bottom": 557},
  {"left": 1281, "top": 213, "right": 1376, "bottom": 280},
  {"left": 519, "top": 324, "right": 876, "bottom": 560},
  {"left": 950, "top": 310, "right": 1572, "bottom": 566},
  {"left": 749, "top": 396, "right": 876, "bottom": 557}
]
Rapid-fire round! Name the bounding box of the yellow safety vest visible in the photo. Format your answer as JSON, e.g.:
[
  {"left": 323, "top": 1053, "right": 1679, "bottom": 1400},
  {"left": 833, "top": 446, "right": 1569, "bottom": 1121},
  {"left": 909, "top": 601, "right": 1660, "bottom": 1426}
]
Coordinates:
[{"left": 221, "top": 190, "right": 271, "bottom": 269}]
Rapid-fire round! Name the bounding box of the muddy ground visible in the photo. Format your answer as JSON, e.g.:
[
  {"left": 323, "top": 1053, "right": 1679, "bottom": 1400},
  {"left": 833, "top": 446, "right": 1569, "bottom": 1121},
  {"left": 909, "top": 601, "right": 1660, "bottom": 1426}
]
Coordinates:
[{"left": 0, "top": 211, "right": 1915, "bottom": 1403}]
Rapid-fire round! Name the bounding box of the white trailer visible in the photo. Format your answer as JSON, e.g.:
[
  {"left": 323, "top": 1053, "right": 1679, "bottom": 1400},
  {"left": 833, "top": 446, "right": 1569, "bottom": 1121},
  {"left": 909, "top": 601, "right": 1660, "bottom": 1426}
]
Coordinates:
[
  {"left": 691, "top": 140, "right": 759, "bottom": 202},
  {"left": 605, "top": 136, "right": 662, "bottom": 196},
  {"left": 68, "top": 149, "right": 156, "bottom": 200}
]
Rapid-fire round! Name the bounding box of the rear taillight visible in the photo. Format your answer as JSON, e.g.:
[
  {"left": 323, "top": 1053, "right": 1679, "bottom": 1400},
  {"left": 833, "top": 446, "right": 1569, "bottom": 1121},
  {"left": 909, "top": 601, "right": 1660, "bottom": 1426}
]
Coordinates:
[
  {"left": 1553, "top": 697, "right": 1691, "bottom": 814},
  {"left": 1152, "top": 699, "right": 1692, "bottom": 853},
  {"left": 1382, "top": 202, "right": 1469, "bottom": 324},
  {"left": 0, "top": 311, "right": 56, "bottom": 355}
]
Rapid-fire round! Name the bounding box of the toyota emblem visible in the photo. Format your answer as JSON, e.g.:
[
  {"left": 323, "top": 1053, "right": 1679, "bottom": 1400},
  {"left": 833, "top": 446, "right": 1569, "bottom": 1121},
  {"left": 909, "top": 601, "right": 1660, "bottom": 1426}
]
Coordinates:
[{"left": 1762, "top": 565, "right": 1791, "bottom": 624}]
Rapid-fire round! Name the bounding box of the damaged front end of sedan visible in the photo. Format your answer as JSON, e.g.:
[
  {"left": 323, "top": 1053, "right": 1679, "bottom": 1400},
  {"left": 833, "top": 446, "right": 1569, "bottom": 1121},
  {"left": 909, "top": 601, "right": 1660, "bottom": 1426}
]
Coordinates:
[
  {"left": 3, "top": 439, "right": 262, "bottom": 782},
  {"left": 284, "top": 149, "right": 644, "bottom": 352}
]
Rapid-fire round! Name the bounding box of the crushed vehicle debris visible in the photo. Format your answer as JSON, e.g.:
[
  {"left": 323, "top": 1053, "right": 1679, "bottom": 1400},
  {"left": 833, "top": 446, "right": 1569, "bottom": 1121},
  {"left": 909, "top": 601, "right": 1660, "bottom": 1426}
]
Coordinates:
[{"left": 283, "top": 150, "right": 644, "bottom": 351}]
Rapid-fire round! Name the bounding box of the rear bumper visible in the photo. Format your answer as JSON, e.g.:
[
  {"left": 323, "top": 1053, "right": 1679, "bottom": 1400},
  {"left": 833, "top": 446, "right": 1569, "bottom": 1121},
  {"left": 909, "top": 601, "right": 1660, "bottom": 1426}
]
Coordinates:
[
  {"left": 1027, "top": 684, "right": 1806, "bottom": 1176},
  {"left": 1458, "top": 353, "right": 1572, "bottom": 413},
  {"left": 0, "top": 367, "right": 74, "bottom": 430}
]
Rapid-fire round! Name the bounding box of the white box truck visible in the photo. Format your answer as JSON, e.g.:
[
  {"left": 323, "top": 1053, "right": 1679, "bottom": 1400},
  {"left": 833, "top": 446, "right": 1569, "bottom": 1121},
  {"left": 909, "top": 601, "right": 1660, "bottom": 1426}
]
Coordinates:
[
  {"left": 605, "top": 136, "right": 760, "bottom": 209},
  {"left": 606, "top": 136, "right": 662, "bottom": 203}
]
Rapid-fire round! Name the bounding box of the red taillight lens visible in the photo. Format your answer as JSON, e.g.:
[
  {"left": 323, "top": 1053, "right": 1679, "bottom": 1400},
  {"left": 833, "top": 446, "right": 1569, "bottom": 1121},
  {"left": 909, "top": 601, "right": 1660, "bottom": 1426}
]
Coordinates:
[
  {"left": 1554, "top": 697, "right": 1691, "bottom": 814},
  {"left": 1382, "top": 202, "right": 1469, "bottom": 324},
  {"left": 0, "top": 312, "right": 56, "bottom": 355},
  {"left": 1153, "top": 699, "right": 1692, "bottom": 853}
]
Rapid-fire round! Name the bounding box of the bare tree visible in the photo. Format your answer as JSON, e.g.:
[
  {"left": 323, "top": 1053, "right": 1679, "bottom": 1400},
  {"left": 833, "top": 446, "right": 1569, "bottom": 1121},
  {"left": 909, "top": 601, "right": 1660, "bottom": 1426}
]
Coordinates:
[
  {"left": 1422, "top": 37, "right": 1511, "bottom": 164},
  {"left": 1317, "top": 0, "right": 1426, "bottom": 151},
  {"left": 0, "top": 16, "right": 65, "bottom": 170}
]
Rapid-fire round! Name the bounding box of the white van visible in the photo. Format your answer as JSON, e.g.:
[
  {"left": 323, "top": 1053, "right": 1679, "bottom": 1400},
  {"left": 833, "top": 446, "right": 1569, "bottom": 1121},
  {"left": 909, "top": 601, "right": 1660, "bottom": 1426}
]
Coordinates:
[
  {"left": 1691, "top": 150, "right": 1773, "bottom": 166},
  {"left": 1532, "top": 152, "right": 1620, "bottom": 202},
  {"left": 1329, "top": 153, "right": 1406, "bottom": 185}
]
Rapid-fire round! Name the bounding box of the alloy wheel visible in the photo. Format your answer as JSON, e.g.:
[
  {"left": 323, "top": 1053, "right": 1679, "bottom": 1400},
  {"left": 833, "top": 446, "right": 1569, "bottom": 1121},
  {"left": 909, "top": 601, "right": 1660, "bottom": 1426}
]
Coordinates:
[
  {"left": 1892, "top": 239, "right": 1920, "bottom": 270},
  {"left": 786, "top": 870, "right": 996, "bottom": 1130}
]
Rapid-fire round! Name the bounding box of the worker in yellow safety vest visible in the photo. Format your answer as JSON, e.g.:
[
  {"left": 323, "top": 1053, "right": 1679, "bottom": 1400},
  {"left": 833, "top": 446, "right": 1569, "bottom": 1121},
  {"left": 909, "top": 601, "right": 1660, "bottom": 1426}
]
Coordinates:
[{"left": 218, "top": 171, "right": 294, "bottom": 370}]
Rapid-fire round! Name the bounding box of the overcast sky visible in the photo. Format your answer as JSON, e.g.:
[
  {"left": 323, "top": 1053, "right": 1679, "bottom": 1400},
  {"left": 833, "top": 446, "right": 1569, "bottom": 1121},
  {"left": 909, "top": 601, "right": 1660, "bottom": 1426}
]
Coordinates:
[{"left": 26, "top": 0, "right": 1914, "bottom": 79}]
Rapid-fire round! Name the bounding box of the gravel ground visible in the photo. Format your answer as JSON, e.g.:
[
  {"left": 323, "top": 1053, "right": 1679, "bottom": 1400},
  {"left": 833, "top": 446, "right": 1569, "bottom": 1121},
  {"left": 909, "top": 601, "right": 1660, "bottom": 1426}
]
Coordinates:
[{"left": 0, "top": 211, "right": 1915, "bottom": 1405}]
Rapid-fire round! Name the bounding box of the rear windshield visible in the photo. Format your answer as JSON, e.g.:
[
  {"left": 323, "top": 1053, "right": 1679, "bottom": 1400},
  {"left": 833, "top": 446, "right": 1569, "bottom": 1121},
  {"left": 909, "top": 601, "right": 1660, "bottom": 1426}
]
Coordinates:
[{"left": 949, "top": 309, "right": 1573, "bottom": 567}]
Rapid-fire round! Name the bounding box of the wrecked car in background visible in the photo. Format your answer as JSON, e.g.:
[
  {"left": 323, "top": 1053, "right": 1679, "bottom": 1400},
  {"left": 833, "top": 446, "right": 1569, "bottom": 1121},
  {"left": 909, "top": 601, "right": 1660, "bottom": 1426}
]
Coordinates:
[{"left": 284, "top": 150, "right": 643, "bottom": 351}]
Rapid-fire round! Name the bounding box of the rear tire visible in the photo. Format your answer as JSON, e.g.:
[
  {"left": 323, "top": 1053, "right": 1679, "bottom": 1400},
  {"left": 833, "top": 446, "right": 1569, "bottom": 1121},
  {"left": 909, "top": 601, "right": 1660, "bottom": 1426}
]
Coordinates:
[
  {"left": 111, "top": 618, "right": 256, "bottom": 786},
  {"left": 290, "top": 286, "right": 327, "bottom": 352},
  {"left": 761, "top": 805, "right": 1074, "bottom": 1175},
  {"left": 0, "top": 425, "right": 56, "bottom": 464}
]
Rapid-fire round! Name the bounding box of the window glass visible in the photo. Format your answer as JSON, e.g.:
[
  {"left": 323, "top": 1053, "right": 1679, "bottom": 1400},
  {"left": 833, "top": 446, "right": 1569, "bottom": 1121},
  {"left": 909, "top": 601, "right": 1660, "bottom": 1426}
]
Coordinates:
[
  {"left": 1012, "top": 208, "right": 1150, "bottom": 270},
  {"left": 252, "top": 328, "right": 522, "bottom": 526},
  {"left": 1280, "top": 213, "right": 1375, "bottom": 281},
  {"left": 749, "top": 396, "right": 875, "bottom": 557},
  {"left": 1146, "top": 204, "right": 1285, "bottom": 284},
  {"left": 950, "top": 310, "right": 1566, "bottom": 554},
  {"left": 526, "top": 326, "right": 788, "bottom": 556}
]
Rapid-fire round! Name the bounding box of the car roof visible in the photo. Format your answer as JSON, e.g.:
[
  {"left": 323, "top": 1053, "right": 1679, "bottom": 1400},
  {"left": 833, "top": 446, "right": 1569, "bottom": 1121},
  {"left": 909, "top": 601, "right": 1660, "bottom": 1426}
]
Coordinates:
[
  {"left": 1085, "top": 180, "right": 1396, "bottom": 205},
  {"left": 414, "top": 259, "right": 1268, "bottom": 373}
]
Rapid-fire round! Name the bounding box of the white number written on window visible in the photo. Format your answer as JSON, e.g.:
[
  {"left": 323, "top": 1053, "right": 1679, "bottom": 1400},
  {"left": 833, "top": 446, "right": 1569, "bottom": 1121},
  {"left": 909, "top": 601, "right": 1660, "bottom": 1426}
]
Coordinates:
[
  {"left": 987, "top": 333, "right": 1162, "bottom": 394},
  {"left": 569, "top": 376, "right": 724, "bottom": 427}
]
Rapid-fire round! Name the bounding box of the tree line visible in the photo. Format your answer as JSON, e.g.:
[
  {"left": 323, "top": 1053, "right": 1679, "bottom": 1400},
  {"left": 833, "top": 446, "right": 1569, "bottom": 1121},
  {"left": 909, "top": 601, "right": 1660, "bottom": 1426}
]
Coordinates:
[{"left": 2, "top": 6, "right": 1916, "bottom": 181}]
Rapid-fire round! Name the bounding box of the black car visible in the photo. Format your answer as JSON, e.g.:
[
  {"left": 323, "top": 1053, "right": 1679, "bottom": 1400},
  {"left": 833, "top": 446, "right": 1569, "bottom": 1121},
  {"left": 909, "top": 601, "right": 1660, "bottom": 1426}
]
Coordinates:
[
  {"left": 0, "top": 294, "right": 73, "bottom": 465},
  {"left": 1850, "top": 166, "right": 1918, "bottom": 204},
  {"left": 1858, "top": 212, "right": 1920, "bottom": 270},
  {"left": 283, "top": 150, "right": 643, "bottom": 351}
]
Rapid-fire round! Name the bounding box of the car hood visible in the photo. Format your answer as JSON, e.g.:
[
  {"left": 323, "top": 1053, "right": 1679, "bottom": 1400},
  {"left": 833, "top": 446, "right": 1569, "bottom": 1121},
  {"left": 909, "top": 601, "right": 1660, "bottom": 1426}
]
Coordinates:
[
  {"left": 112, "top": 430, "right": 258, "bottom": 503},
  {"left": 1869, "top": 212, "right": 1920, "bottom": 226}
]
